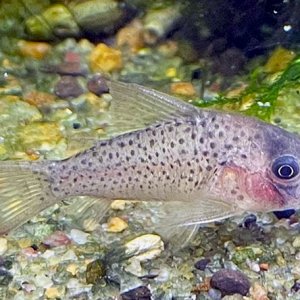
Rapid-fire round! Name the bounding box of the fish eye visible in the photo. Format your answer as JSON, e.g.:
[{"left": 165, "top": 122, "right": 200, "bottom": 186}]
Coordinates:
[{"left": 272, "top": 156, "right": 299, "bottom": 180}]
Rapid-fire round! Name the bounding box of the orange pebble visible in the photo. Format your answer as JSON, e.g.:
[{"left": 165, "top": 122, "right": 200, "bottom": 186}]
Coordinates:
[
  {"left": 18, "top": 40, "right": 51, "bottom": 60},
  {"left": 170, "top": 82, "right": 196, "bottom": 97}
]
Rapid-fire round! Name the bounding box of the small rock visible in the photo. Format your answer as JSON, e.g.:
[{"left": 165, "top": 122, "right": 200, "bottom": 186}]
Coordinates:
[
  {"left": 24, "top": 91, "right": 56, "bottom": 107},
  {"left": 120, "top": 286, "right": 151, "bottom": 300},
  {"left": 222, "top": 295, "right": 244, "bottom": 300},
  {"left": 18, "top": 40, "right": 51, "bottom": 59},
  {"left": 210, "top": 269, "right": 250, "bottom": 296},
  {"left": 116, "top": 19, "right": 145, "bottom": 53},
  {"left": 194, "top": 258, "right": 211, "bottom": 271},
  {"left": 273, "top": 209, "right": 295, "bottom": 219},
  {"left": 249, "top": 282, "right": 269, "bottom": 300},
  {"left": 292, "top": 280, "right": 300, "bottom": 292},
  {"left": 111, "top": 200, "right": 126, "bottom": 210},
  {"left": 70, "top": 229, "right": 89, "bottom": 245},
  {"left": 35, "top": 274, "right": 53, "bottom": 288},
  {"left": 89, "top": 43, "right": 122, "bottom": 73},
  {"left": 66, "top": 264, "right": 78, "bottom": 276},
  {"left": 43, "top": 231, "right": 71, "bottom": 248},
  {"left": 107, "top": 217, "right": 128, "bottom": 233},
  {"left": 259, "top": 263, "right": 269, "bottom": 271},
  {"left": 86, "top": 259, "right": 106, "bottom": 284},
  {"left": 293, "top": 236, "right": 300, "bottom": 248},
  {"left": 87, "top": 74, "right": 109, "bottom": 96},
  {"left": 45, "top": 286, "right": 65, "bottom": 299},
  {"left": 61, "top": 249, "right": 77, "bottom": 261},
  {"left": 170, "top": 82, "right": 196, "bottom": 97},
  {"left": 54, "top": 76, "right": 84, "bottom": 99},
  {"left": 0, "top": 238, "right": 8, "bottom": 255},
  {"left": 243, "top": 214, "right": 257, "bottom": 228},
  {"left": 125, "top": 234, "right": 164, "bottom": 261}
]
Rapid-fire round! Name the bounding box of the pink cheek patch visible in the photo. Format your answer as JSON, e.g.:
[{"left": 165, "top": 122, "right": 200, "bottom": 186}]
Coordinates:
[{"left": 245, "top": 172, "right": 285, "bottom": 207}]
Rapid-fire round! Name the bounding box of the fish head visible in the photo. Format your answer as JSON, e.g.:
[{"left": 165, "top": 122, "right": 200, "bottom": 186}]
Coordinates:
[{"left": 218, "top": 120, "right": 300, "bottom": 213}]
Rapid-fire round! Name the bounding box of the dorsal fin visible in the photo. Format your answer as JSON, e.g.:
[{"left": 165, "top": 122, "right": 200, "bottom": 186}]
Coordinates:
[{"left": 106, "top": 81, "right": 200, "bottom": 135}]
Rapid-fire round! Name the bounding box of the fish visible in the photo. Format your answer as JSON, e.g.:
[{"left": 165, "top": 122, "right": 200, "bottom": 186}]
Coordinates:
[{"left": 1, "top": 80, "right": 300, "bottom": 243}]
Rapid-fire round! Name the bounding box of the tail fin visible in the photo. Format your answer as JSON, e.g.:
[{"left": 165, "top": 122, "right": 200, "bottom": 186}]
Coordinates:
[{"left": 0, "top": 161, "right": 58, "bottom": 235}]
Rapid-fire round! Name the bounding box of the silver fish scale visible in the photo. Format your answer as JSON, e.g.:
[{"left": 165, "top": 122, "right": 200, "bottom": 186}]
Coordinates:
[{"left": 49, "top": 111, "right": 254, "bottom": 203}]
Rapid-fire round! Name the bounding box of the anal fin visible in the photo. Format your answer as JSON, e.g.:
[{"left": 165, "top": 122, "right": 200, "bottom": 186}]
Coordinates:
[{"left": 154, "top": 198, "right": 239, "bottom": 249}]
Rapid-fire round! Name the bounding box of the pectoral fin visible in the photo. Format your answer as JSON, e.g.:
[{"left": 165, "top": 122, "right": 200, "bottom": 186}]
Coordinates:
[
  {"left": 63, "top": 197, "right": 111, "bottom": 231},
  {"left": 154, "top": 198, "right": 240, "bottom": 248}
]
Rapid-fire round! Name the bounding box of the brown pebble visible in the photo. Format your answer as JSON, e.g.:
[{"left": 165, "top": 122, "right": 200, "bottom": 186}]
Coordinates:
[
  {"left": 259, "top": 263, "right": 269, "bottom": 271},
  {"left": 210, "top": 269, "right": 250, "bottom": 296},
  {"left": 120, "top": 286, "right": 151, "bottom": 300},
  {"left": 87, "top": 74, "right": 109, "bottom": 96},
  {"left": 54, "top": 76, "right": 84, "bottom": 99}
]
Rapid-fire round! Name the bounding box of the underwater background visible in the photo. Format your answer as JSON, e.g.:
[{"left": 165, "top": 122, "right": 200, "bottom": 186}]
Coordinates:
[{"left": 0, "top": 0, "right": 300, "bottom": 299}]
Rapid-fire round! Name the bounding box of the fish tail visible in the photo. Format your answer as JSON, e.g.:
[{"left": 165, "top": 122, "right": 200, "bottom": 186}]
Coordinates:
[{"left": 0, "top": 161, "right": 58, "bottom": 235}]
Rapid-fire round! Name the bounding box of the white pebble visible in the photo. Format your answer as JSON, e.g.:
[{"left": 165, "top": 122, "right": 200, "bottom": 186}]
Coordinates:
[
  {"left": 125, "top": 234, "right": 164, "bottom": 261},
  {"left": 70, "top": 229, "right": 89, "bottom": 245},
  {"left": 61, "top": 249, "right": 77, "bottom": 261},
  {"left": 293, "top": 236, "right": 300, "bottom": 248},
  {"left": 35, "top": 274, "right": 53, "bottom": 288},
  {"left": 0, "top": 237, "right": 8, "bottom": 255}
]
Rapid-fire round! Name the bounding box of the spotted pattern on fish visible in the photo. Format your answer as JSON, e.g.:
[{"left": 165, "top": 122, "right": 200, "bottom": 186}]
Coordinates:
[{"left": 48, "top": 111, "right": 258, "bottom": 207}]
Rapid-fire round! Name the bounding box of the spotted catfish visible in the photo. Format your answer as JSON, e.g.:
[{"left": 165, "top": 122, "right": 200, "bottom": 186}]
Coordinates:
[{"left": 1, "top": 81, "right": 300, "bottom": 241}]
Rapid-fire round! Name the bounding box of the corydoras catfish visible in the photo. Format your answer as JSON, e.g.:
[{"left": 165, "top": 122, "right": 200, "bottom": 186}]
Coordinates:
[{"left": 1, "top": 81, "right": 300, "bottom": 241}]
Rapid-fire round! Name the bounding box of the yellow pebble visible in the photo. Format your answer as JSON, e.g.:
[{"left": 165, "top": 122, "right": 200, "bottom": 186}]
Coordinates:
[
  {"left": 107, "top": 217, "right": 128, "bottom": 233},
  {"left": 66, "top": 263, "right": 78, "bottom": 276},
  {"left": 90, "top": 43, "right": 122, "bottom": 73},
  {"left": 18, "top": 40, "right": 51, "bottom": 60},
  {"left": 111, "top": 200, "right": 126, "bottom": 210},
  {"left": 45, "top": 287, "right": 61, "bottom": 299},
  {"left": 165, "top": 67, "right": 177, "bottom": 78},
  {"left": 264, "top": 46, "right": 296, "bottom": 73},
  {"left": 170, "top": 82, "right": 196, "bottom": 97}
]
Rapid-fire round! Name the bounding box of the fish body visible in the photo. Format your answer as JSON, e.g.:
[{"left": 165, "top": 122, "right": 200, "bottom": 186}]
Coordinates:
[{"left": 1, "top": 81, "right": 300, "bottom": 236}]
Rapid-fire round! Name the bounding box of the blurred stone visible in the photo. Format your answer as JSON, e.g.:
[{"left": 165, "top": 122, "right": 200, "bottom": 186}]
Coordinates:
[
  {"left": 86, "top": 259, "right": 106, "bottom": 284},
  {"left": 120, "top": 286, "right": 151, "bottom": 300},
  {"left": 0, "top": 238, "right": 7, "bottom": 256},
  {"left": 89, "top": 43, "right": 122, "bottom": 73},
  {"left": 87, "top": 74, "right": 109, "bottom": 96},
  {"left": 170, "top": 82, "right": 196, "bottom": 97},
  {"left": 107, "top": 217, "right": 128, "bottom": 233},
  {"left": 54, "top": 76, "right": 84, "bottom": 99},
  {"left": 211, "top": 269, "right": 250, "bottom": 296},
  {"left": 116, "top": 19, "right": 145, "bottom": 53},
  {"left": 18, "top": 40, "right": 51, "bottom": 59}
]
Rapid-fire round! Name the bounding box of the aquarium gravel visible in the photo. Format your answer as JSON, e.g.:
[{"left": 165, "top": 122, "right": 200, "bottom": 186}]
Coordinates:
[{"left": 1, "top": 1, "right": 300, "bottom": 299}]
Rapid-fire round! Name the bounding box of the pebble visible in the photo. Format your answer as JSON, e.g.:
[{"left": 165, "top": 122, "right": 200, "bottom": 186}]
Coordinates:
[
  {"left": 18, "top": 40, "right": 51, "bottom": 59},
  {"left": 170, "top": 82, "right": 196, "bottom": 97},
  {"left": 87, "top": 74, "right": 109, "bottom": 96},
  {"left": 210, "top": 269, "right": 250, "bottom": 296},
  {"left": 116, "top": 19, "right": 145, "bottom": 53},
  {"left": 45, "top": 286, "right": 65, "bottom": 299},
  {"left": 54, "top": 76, "right": 84, "bottom": 99},
  {"left": 107, "top": 217, "right": 128, "bottom": 233},
  {"left": 125, "top": 234, "right": 164, "bottom": 260},
  {"left": 194, "top": 258, "right": 211, "bottom": 271},
  {"left": 249, "top": 282, "right": 269, "bottom": 300},
  {"left": 24, "top": 91, "right": 56, "bottom": 108},
  {"left": 43, "top": 231, "right": 71, "bottom": 248},
  {"left": 66, "top": 264, "right": 78, "bottom": 276},
  {"left": 89, "top": 43, "right": 122, "bottom": 73},
  {"left": 0, "top": 238, "right": 8, "bottom": 255},
  {"left": 35, "top": 274, "right": 53, "bottom": 288},
  {"left": 120, "top": 286, "right": 151, "bottom": 300},
  {"left": 292, "top": 236, "right": 300, "bottom": 248},
  {"left": 111, "top": 200, "right": 126, "bottom": 210},
  {"left": 86, "top": 259, "right": 106, "bottom": 284},
  {"left": 70, "top": 229, "right": 89, "bottom": 245}
]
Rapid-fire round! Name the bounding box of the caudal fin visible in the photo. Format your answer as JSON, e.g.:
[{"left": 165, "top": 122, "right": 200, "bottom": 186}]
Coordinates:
[{"left": 0, "top": 161, "right": 58, "bottom": 234}]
